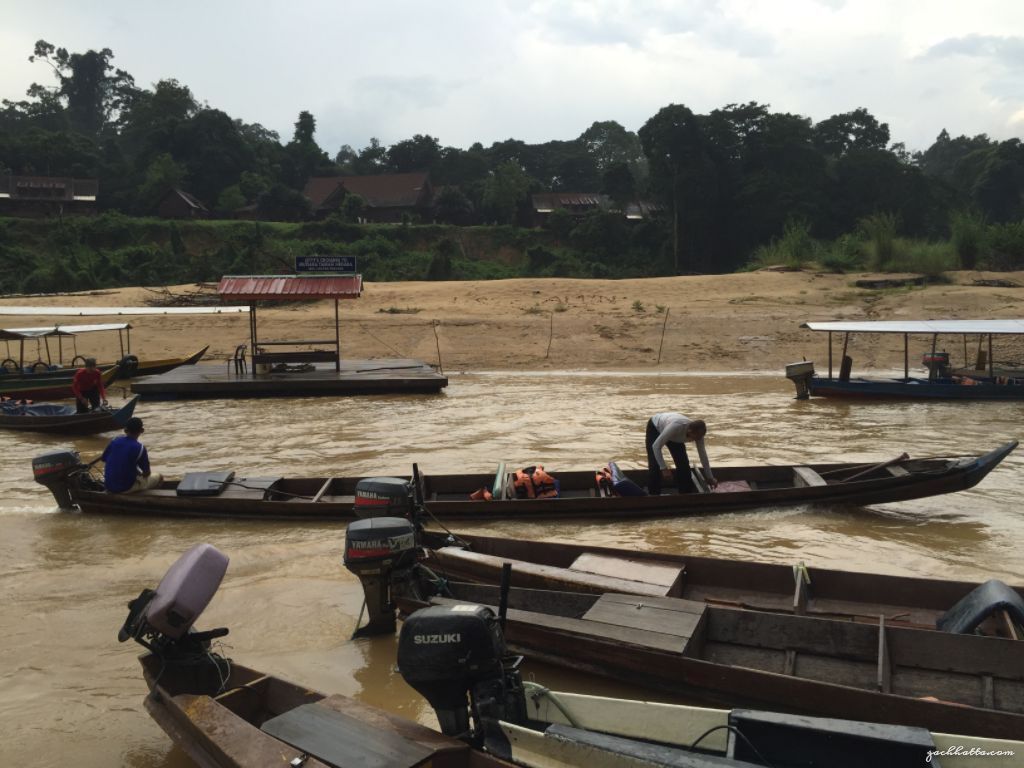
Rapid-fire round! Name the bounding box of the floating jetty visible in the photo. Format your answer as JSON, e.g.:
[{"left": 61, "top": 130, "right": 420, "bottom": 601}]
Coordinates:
[{"left": 128, "top": 359, "right": 447, "bottom": 400}]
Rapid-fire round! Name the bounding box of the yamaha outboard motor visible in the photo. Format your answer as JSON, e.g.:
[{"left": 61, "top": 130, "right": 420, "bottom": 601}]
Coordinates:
[
  {"left": 397, "top": 604, "right": 526, "bottom": 757},
  {"left": 353, "top": 477, "right": 414, "bottom": 519},
  {"left": 343, "top": 517, "right": 417, "bottom": 636},
  {"left": 785, "top": 361, "right": 815, "bottom": 400},
  {"left": 32, "top": 450, "right": 88, "bottom": 508},
  {"left": 118, "top": 543, "right": 230, "bottom": 660}
]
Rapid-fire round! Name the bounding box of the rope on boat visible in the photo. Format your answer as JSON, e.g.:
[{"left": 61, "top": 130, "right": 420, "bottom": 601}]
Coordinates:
[{"left": 523, "top": 681, "right": 579, "bottom": 728}]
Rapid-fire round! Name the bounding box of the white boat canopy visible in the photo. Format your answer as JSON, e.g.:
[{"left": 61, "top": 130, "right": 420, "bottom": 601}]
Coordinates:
[
  {"left": 0, "top": 306, "right": 249, "bottom": 316},
  {"left": 802, "top": 320, "right": 1024, "bottom": 335},
  {"left": 4, "top": 323, "right": 132, "bottom": 335}
]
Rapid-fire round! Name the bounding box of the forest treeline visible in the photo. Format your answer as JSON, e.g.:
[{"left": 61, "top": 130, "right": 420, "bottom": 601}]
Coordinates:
[{"left": 2, "top": 39, "right": 1024, "bottom": 294}]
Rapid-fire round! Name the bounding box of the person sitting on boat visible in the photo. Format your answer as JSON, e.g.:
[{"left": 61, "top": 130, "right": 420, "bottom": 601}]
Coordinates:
[
  {"left": 102, "top": 417, "right": 163, "bottom": 493},
  {"left": 72, "top": 357, "right": 108, "bottom": 414},
  {"left": 646, "top": 412, "right": 718, "bottom": 494}
]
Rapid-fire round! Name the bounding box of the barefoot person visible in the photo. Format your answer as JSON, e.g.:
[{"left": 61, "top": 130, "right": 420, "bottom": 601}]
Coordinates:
[
  {"left": 646, "top": 412, "right": 718, "bottom": 495},
  {"left": 102, "top": 417, "right": 163, "bottom": 493},
  {"left": 71, "top": 357, "right": 108, "bottom": 413}
]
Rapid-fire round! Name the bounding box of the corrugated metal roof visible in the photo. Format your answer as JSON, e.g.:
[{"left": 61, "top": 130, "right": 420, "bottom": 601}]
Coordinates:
[
  {"left": 802, "top": 320, "right": 1024, "bottom": 334},
  {"left": 217, "top": 275, "right": 363, "bottom": 300}
]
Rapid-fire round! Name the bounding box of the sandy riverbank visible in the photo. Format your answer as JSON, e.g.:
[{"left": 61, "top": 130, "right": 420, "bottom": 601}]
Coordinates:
[{"left": 2, "top": 269, "right": 1022, "bottom": 374}]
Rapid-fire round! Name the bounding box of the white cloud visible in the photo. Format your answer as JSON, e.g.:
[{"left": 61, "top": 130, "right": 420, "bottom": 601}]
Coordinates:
[{"left": 2, "top": 0, "right": 1023, "bottom": 153}]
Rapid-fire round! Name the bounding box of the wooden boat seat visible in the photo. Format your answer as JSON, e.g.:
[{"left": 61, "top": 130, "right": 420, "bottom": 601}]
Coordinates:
[
  {"left": 793, "top": 466, "right": 828, "bottom": 487},
  {"left": 176, "top": 471, "right": 236, "bottom": 497},
  {"left": 887, "top": 465, "right": 910, "bottom": 477},
  {"left": 260, "top": 695, "right": 470, "bottom": 768},
  {"left": 434, "top": 547, "right": 679, "bottom": 597},
  {"left": 569, "top": 553, "right": 686, "bottom": 597}
]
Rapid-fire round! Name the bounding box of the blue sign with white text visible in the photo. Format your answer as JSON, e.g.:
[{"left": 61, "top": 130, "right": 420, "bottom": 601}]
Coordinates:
[{"left": 295, "top": 254, "right": 357, "bottom": 273}]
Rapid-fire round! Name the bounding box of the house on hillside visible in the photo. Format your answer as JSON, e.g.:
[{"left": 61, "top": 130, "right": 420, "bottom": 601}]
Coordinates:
[
  {"left": 0, "top": 175, "right": 98, "bottom": 218},
  {"left": 531, "top": 192, "right": 663, "bottom": 225},
  {"left": 156, "top": 188, "right": 209, "bottom": 219},
  {"left": 303, "top": 172, "right": 434, "bottom": 223}
]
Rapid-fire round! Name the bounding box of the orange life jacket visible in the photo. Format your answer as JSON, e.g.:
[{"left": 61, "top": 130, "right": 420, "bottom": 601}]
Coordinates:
[
  {"left": 513, "top": 466, "right": 559, "bottom": 499},
  {"left": 595, "top": 466, "right": 614, "bottom": 496}
]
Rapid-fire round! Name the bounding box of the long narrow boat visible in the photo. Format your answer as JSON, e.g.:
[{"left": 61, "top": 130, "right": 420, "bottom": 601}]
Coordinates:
[
  {"left": 396, "top": 583, "right": 1024, "bottom": 740},
  {"left": 0, "top": 363, "right": 120, "bottom": 401},
  {"left": 124, "top": 543, "right": 1023, "bottom": 767},
  {"left": 2, "top": 322, "right": 208, "bottom": 382},
  {"left": 0, "top": 395, "right": 139, "bottom": 435},
  {"left": 31, "top": 441, "right": 1017, "bottom": 520},
  {"left": 786, "top": 319, "right": 1024, "bottom": 400},
  {"left": 399, "top": 529, "right": 1024, "bottom": 637}
]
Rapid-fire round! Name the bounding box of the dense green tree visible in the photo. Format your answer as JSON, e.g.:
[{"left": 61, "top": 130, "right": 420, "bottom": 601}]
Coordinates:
[
  {"left": 434, "top": 186, "right": 475, "bottom": 225},
  {"left": 138, "top": 152, "right": 187, "bottom": 209},
  {"left": 27, "top": 40, "right": 136, "bottom": 136},
  {"left": 386, "top": 134, "right": 442, "bottom": 174},
  {"left": 482, "top": 161, "right": 532, "bottom": 225},
  {"left": 813, "top": 108, "right": 889, "bottom": 157}
]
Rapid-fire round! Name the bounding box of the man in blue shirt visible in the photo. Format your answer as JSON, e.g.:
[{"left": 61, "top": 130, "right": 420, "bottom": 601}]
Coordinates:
[{"left": 102, "top": 417, "right": 163, "bottom": 493}]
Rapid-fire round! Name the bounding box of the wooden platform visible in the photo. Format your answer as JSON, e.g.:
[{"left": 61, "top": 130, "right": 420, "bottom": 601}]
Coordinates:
[{"left": 129, "top": 359, "right": 447, "bottom": 400}]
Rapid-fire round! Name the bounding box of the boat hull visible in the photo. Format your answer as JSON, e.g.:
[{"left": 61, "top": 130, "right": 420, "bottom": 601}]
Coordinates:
[
  {"left": 808, "top": 376, "right": 1024, "bottom": 400},
  {"left": 0, "top": 364, "right": 120, "bottom": 400},
  {"left": 0, "top": 395, "right": 139, "bottom": 435}
]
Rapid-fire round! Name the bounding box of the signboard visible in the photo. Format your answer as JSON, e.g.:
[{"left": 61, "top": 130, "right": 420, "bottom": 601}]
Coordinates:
[{"left": 295, "top": 255, "right": 357, "bottom": 273}]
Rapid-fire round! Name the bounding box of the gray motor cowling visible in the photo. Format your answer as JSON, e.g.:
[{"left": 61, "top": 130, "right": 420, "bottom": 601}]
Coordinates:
[
  {"left": 32, "top": 450, "right": 86, "bottom": 508},
  {"left": 343, "top": 517, "right": 417, "bottom": 636},
  {"left": 118, "top": 543, "right": 230, "bottom": 658},
  {"left": 353, "top": 477, "right": 414, "bottom": 519},
  {"left": 397, "top": 603, "right": 525, "bottom": 754}
]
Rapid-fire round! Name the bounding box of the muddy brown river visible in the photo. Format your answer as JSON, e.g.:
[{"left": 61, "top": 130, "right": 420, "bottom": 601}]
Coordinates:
[{"left": 1, "top": 372, "right": 1021, "bottom": 766}]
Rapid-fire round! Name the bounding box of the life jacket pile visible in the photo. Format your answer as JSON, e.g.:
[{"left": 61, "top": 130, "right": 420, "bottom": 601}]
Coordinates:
[
  {"left": 513, "top": 465, "right": 559, "bottom": 499},
  {"left": 595, "top": 466, "right": 615, "bottom": 496}
]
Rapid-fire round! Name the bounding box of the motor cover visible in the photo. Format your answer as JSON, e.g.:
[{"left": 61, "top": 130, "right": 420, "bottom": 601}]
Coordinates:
[
  {"left": 32, "top": 450, "right": 83, "bottom": 482},
  {"left": 353, "top": 477, "right": 413, "bottom": 519},
  {"left": 145, "top": 543, "right": 229, "bottom": 639},
  {"left": 343, "top": 517, "right": 417, "bottom": 572}
]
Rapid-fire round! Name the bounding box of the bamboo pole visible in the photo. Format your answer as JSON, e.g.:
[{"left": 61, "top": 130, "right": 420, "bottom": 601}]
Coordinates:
[{"left": 656, "top": 307, "right": 671, "bottom": 364}]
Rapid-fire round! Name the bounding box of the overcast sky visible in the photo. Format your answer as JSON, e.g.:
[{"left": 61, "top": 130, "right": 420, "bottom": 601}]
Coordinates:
[{"left": 3, "top": 1, "right": 1023, "bottom": 156}]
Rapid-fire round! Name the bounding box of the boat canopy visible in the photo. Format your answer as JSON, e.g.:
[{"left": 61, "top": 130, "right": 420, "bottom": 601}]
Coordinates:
[
  {"left": 5, "top": 323, "right": 131, "bottom": 335},
  {"left": 0, "top": 306, "right": 249, "bottom": 315},
  {"left": 0, "top": 327, "right": 75, "bottom": 340},
  {"left": 802, "top": 320, "right": 1024, "bottom": 335}
]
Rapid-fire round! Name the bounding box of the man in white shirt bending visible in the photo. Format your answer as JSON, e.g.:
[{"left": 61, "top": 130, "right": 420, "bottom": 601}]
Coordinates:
[{"left": 646, "top": 412, "right": 718, "bottom": 495}]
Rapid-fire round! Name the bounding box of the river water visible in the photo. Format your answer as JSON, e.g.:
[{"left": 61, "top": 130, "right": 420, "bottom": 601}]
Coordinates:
[{"left": 1, "top": 372, "right": 1022, "bottom": 766}]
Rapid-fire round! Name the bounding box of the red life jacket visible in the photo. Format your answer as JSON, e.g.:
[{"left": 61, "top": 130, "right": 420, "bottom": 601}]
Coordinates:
[{"left": 513, "top": 466, "right": 559, "bottom": 499}]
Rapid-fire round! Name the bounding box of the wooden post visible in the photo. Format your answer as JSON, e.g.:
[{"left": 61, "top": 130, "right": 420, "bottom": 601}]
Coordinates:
[
  {"left": 656, "top": 307, "right": 670, "bottom": 364},
  {"left": 545, "top": 312, "right": 554, "bottom": 359},
  {"left": 334, "top": 299, "right": 341, "bottom": 372},
  {"left": 433, "top": 320, "right": 444, "bottom": 374},
  {"left": 903, "top": 333, "right": 909, "bottom": 379}
]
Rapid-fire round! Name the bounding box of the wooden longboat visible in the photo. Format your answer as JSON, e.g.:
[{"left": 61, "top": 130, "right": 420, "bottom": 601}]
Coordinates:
[
  {"left": 787, "top": 319, "right": 1024, "bottom": 400},
  {"left": 33, "top": 441, "right": 1018, "bottom": 520},
  {"left": 0, "top": 363, "right": 120, "bottom": 401},
  {"left": 139, "top": 655, "right": 515, "bottom": 768},
  {"left": 118, "top": 344, "right": 209, "bottom": 378},
  {"left": 398, "top": 585, "right": 1024, "bottom": 740},
  {"left": 0, "top": 395, "right": 139, "bottom": 435},
  {"left": 410, "top": 530, "right": 1024, "bottom": 636}
]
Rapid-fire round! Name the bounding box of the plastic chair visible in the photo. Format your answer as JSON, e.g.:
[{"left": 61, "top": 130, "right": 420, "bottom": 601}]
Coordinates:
[{"left": 228, "top": 344, "right": 247, "bottom": 375}]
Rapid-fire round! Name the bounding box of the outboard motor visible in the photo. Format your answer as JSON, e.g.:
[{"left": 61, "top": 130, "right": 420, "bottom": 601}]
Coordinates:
[
  {"left": 118, "top": 543, "right": 230, "bottom": 660},
  {"left": 353, "top": 477, "right": 414, "bottom": 519},
  {"left": 785, "top": 361, "right": 815, "bottom": 400},
  {"left": 923, "top": 351, "right": 951, "bottom": 381},
  {"left": 32, "top": 450, "right": 87, "bottom": 508},
  {"left": 397, "top": 604, "right": 526, "bottom": 757},
  {"left": 343, "top": 517, "right": 417, "bottom": 636}
]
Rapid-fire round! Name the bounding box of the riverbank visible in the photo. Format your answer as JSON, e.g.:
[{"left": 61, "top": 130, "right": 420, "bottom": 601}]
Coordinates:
[{"left": 2, "top": 269, "right": 1022, "bottom": 373}]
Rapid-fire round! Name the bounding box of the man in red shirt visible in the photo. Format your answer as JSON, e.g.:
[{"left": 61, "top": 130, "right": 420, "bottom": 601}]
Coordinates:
[{"left": 71, "top": 357, "right": 108, "bottom": 413}]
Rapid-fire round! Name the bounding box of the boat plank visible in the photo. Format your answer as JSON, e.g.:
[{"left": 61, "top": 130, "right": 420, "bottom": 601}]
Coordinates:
[
  {"left": 569, "top": 554, "right": 685, "bottom": 596},
  {"left": 581, "top": 594, "right": 705, "bottom": 640},
  {"left": 430, "top": 596, "right": 688, "bottom": 653}
]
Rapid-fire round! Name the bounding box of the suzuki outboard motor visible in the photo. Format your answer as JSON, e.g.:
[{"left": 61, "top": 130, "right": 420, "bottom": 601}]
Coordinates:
[
  {"left": 118, "top": 543, "right": 230, "bottom": 660},
  {"left": 343, "top": 517, "right": 417, "bottom": 636},
  {"left": 397, "top": 604, "right": 526, "bottom": 757},
  {"left": 353, "top": 477, "right": 414, "bottom": 519},
  {"left": 32, "top": 450, "right": 87, "bottom": 508}
]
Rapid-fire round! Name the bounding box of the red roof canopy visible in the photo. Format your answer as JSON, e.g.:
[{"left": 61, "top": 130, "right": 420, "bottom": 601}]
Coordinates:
[{"left": 217, "top": 275, "right": 362, "bottom": 301}]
